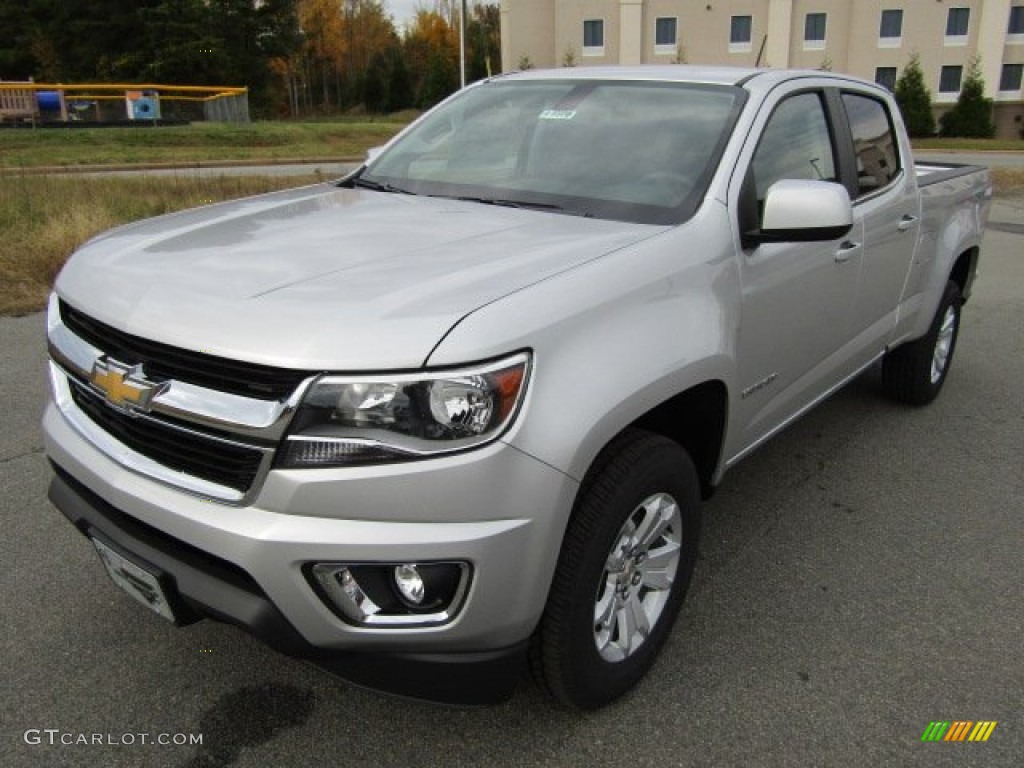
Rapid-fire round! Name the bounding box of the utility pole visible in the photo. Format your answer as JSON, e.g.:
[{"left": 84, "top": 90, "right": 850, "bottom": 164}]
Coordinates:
[{"left": 459, "top": 0, "right": 467, "bottom": 88}]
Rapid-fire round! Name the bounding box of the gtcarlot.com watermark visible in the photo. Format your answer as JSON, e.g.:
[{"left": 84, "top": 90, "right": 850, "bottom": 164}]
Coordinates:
[{"left": 24, "top": 729, "right": 202, "bottom": 747}]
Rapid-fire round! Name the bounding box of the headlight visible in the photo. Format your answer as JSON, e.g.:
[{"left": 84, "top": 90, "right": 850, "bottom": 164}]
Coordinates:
[{"left": 277, "top": 352, "right": 530, "bottom": 468}]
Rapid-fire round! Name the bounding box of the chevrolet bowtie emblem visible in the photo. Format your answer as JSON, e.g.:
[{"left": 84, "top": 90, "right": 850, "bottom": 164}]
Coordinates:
[{"left": 89, "top": 358, "right": 166, "bottom": 413}]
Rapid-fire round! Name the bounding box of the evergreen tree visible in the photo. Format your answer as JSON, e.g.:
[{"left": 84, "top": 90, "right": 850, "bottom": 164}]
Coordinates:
[
  {"left": 138, "top": 0, "right": 224, "bottom": 85},
  {"left": 385, "top": 46, "right": 414, "bottom": 111},
  {"left": 363, "top": 50, "right": 389, "bottom": 112},
  {"left": 939, "top": 56, "right": 996, "bottom": 138},
  {"left": 894, "top": 53, "right": 936, "bottom": 138},
  {"left": 418, "top": 48, "right": 458, "bottom": 108}
]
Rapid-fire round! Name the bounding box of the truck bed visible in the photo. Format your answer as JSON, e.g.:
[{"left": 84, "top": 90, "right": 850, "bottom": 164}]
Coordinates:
[{"left": 914, "top": 161, "right": 990, "bottom": 187}]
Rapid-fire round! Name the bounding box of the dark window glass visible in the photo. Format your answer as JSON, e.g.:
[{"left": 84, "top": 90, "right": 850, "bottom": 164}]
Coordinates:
[
  {"left": 751, "top": 92, "right": 837, "bottom": 204},
  {"left": 583, "top": 19, "right": 604, "bottom": 47},
  {"left": 946, "top": 7, "right": 970, "bottom": 36},
  {"left": 1009, "top": 6, "right": 1024, "bottom": 34},
  {"left": 879, "top": 9, "right": 903, "bottom": 38},
  {"left": 939, "top": 65, "right": 963, "bottom": 92},
  {"left": 805, "top": 13, "right": 827, "bottom": 41},
  {"left": 875, "top": 67, "right": 898, "bottom": 91},
  {"left": 842, "top": 93, "right": 901, "bottom": 197},
  {"left": 655, "top": 17, "right": 677, "bottom": 46},
  {"left": 731, "top": 15, "right": 752, "bottom": 43},
  {"left": 1000, "top": 63, "right": 1023, "bottom": 91}
]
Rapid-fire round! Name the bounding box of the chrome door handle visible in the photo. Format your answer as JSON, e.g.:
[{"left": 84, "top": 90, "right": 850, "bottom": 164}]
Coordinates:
[
  {"left": 898, "top": 214, "right": 918, "bottom": 232},
  {"left": 835, "top": 241, "right": 861, "bottom": 263}
]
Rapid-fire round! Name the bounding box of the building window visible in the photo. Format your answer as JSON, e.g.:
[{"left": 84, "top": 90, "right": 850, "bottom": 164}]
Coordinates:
[
  {"left": 1000, "top": 63, "right": 1023, "bottom": 91},
  {"left": 655, "top": 17, "right": 678, "bottom": 54},
  {"left": 729, "top": 15, "right": 753, "bottom": 44},
  {"left": 875, "top": 67, "right": 898, "bottom": 91},
  {"left": 879, "top": 10, "right": 902, "bottom": 47},
  {"left": 1009, "top": 6, "right": 1024, "bottom": 37},
  {"left": 583, "top": 19, "right": 604, "bottom": 56},
  {"left": 804, "top": 13, "right": 827, "bottom": 50},
  {"left": 945, "top": 7, "right": 970, "bottom": 44},
  {"left": 939, "top": 65, "right": 963, "bottom": 94}
]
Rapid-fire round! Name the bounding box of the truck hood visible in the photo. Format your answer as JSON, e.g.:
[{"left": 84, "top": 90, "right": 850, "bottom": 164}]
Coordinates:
[{"left": 56, "top": 184, "right": 658, "bottom": 370}]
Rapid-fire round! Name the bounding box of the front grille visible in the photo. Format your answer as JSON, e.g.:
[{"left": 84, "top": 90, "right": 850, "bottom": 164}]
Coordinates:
[
  {"left": 60, "top": 300, "right": 311, "bottom": 401},
  {"left": 69, "top": 381, "right": 264, "bottom": 493}
]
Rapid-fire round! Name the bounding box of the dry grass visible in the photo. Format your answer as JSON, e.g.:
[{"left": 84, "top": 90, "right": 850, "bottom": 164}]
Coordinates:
[
  {"left": 0, "top": 173, "right": 323, "bottom": 316},
  {"left": 991, "top": 168, "right": 1024, "bottom": 198}
]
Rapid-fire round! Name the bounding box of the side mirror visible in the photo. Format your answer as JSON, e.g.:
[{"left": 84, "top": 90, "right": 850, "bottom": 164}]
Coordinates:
[{"left": 750, "top": 179, "right": 853, "bottom": 244}]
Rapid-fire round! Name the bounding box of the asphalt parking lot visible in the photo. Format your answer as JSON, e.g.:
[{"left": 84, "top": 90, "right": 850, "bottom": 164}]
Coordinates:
[{"left": 2, "top": 199, "right": 1021, "bottom": 768}]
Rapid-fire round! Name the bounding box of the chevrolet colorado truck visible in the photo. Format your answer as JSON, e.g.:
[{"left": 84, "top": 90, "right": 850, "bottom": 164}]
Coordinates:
[{"left": 44, "top": 67, "right": 991, "bottom": 709}]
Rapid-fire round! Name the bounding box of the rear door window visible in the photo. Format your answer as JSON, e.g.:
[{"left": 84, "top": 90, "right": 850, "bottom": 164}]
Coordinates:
[{"left": 841, "top": 92, "right": 901, "bottom": 197}]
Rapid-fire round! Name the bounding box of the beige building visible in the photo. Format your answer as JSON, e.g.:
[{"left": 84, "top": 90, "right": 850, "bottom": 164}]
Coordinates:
[{"left": 499, "top": 1, "right": 1024, "bottom": 138}]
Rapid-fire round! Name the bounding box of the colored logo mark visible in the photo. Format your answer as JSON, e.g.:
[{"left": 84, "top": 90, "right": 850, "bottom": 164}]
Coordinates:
[{"left": 921, "top": 721, "right": 997, "bottom": 742}]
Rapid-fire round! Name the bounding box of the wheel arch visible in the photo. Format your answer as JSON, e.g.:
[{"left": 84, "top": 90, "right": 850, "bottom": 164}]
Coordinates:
[
  {"left": 568, "top": 379, "right": 730, "bottom": 505},
  {"left": 629, "top": 380, "right": 728, "bottom": 500},
  {"left": 906, "top": 242, "right": 980, "bottom": 343},
  {"left": 949, "top": 246, "right": 979, "bottom": 303}
]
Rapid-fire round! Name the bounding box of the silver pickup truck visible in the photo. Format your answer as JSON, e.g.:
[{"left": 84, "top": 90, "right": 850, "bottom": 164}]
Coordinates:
[{"left": 44, "top": 67, "right": 991, "bottom": 709}]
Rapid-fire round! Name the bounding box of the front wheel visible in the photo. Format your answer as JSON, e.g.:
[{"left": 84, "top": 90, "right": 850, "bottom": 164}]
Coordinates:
[
  {"left": 882, "top": 280, "right": 963, "bottom": 405},
  {"left": 530, "top": 429, "right": 702, "bottom": 709}
]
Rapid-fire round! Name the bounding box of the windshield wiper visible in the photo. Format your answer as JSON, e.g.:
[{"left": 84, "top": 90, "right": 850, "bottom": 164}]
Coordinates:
[
  {"left": 349, "top": 177, "right": 415, "bottom": 195},
  {"left": 451, "top": 196, "right": 591, "bottom": 217}
]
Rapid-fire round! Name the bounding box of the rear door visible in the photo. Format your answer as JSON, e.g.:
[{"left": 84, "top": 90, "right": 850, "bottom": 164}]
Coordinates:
[{"left": 838, "top": 89, "right": 920, "bottom": 366}]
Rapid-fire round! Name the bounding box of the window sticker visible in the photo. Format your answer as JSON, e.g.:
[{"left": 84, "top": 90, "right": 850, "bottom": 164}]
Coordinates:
[{"left": 539, "top": 109, "right": 577, "bottom": 120}]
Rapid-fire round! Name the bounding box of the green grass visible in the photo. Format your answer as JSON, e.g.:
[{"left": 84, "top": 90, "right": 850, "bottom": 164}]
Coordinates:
[
  {"left": 0, "top": 120, "right": 409, "bottom": 169},
  {"left": 0, "top": 173, "right": 323, "bottom": 315}
]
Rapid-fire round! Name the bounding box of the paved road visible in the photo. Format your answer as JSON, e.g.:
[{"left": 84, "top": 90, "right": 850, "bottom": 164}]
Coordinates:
[{"left": 2, "top": 202, "right": 1022, "bottom": 767}]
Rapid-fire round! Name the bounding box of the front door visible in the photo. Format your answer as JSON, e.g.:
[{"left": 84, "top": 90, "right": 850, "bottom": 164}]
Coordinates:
[{"left": 728, "top": 87, "right": 865, "bottom": 461}]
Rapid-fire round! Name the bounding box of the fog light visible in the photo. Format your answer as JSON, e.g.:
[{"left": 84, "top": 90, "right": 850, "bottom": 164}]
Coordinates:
[
  {"left": 393, "top": 564, "right": 425, "bottom": 605},
  {"left": 308, "top": 561, "right": 470, "bottom": 627}
]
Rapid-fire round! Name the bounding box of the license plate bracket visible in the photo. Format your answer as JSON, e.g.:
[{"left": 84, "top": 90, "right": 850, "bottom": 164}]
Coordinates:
[{"left": 91, "top": 536, "right": 179, "bottom": 624}]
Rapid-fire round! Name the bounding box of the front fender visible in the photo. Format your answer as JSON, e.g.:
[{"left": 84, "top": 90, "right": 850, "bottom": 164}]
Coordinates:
[{"left": 427, "top": 203, "right": 739, "bottom": 483}]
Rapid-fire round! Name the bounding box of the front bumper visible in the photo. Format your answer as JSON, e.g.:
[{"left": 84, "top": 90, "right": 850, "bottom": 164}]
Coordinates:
[{"left": 43, "top": 401, "right": 578, "bottom": 704}]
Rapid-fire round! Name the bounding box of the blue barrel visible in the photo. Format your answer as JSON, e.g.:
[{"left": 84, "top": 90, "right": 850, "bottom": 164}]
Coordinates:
[{"left": 37, "top": 91, "right": 62, "bottom": 111}]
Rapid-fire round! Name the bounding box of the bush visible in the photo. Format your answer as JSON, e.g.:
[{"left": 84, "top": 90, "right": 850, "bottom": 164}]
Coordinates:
[
  {"left": 894, "top": 54, "right": 936, "bottom": 138},
  {"left": 939, "top": 57, "right": 996, "bottom": 138}
]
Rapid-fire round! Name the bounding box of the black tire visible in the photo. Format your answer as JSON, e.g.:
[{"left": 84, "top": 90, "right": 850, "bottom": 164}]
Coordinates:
[
  {"left": 530, "top": 429, "right": 702, "bottom": 709},
  {"left": 882, "top": 280, "right": 962, "bottom": 406}
]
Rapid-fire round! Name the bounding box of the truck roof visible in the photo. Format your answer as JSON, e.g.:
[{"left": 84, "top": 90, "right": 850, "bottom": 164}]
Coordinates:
[{"left": 495, "top": 65, "right": 882, "bottom": 93}]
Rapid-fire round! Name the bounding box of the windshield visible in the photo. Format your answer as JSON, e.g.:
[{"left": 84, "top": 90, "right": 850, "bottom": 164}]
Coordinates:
[{"left": 356, "top": 79, "right": 745, "bottom": 225}]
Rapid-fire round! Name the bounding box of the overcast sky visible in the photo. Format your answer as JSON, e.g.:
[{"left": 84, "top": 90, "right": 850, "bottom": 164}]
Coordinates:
[{"left": 386, "top": 0, "right": 424, "bottom": 31}]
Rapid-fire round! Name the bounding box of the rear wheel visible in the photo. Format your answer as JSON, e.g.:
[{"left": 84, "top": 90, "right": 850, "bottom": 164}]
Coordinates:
[
  {"left": 530, "top": 429, "right": 701, "bottom": 709},
  {"left": 882, "top": 280, "right": 962, "bottom": 405}
]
